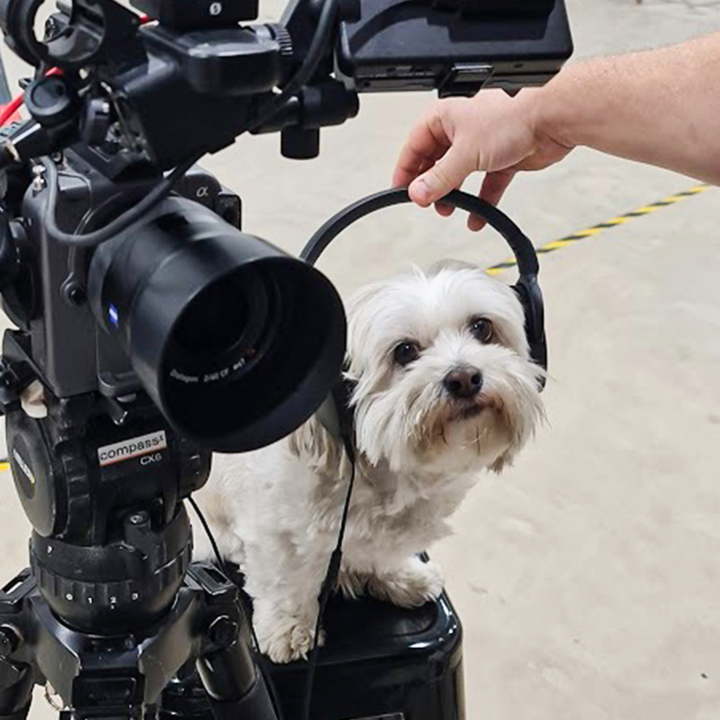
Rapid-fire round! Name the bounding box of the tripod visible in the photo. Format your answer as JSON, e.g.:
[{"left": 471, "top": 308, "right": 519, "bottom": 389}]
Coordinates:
[{"left": 0, "top": 331, "right": 278, "bottom": 720}]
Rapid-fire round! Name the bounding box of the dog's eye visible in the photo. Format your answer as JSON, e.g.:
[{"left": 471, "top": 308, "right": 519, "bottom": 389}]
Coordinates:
[
  {"left": 470, "top": 318, "right": 494, "bottom": 343},
  {"left": 393, "top": 341, "right": 420, "bottom": 366}
]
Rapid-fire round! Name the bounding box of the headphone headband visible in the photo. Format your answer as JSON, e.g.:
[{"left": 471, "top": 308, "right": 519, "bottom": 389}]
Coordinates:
[
  {"left": 301, "top": 188, "right": 546, "bottom": 379},
  {"left": 301, "top": 188, "right": 539, "bottom": 277}
]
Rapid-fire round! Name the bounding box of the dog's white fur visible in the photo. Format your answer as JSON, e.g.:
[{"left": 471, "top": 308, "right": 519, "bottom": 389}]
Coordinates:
[{"left": 195, "top": 262, "right": 545, "bottom": 663}]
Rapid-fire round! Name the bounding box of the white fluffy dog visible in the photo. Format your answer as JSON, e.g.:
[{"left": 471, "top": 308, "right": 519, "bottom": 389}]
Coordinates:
[{"left": 195, "top": 261, "right": 545, "bottom": 663}]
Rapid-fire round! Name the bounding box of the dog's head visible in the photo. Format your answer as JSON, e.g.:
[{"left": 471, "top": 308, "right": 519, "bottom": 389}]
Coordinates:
[
  {"left": 291, "top": 262, "right": 545, "bottom": 477},
  {"left": 345, "top": 261, "right": 545, "bottom": 474}
]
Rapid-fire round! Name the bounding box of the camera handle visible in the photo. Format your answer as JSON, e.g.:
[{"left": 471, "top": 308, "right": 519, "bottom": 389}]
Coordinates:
[{"left": 0, "top": 563, "right": 276, "bottom": 720}]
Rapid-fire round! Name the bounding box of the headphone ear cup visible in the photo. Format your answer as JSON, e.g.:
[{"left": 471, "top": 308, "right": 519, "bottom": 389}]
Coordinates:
[
  {"left": 316, "top": 375, "right": 356, "bottom": 442},
  {"left": 512, "top": 277, "right": 548, "bottom": 387}
]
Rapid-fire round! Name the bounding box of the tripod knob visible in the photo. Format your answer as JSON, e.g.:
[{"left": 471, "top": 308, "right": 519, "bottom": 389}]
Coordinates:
[
  {"left": 0, "top": 625, "right": 21, "bottom": 657},
  {"left": 29, "top": 506, "right": 193, "bottom": 633}
]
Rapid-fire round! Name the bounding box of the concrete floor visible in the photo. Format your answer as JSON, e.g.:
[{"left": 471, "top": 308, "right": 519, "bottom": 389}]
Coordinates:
[{"left": 1, "top": 0, "right": 720, "bottom": 718}]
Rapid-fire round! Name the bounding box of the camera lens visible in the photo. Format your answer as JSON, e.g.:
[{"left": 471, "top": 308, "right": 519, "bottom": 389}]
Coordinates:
[
  {"left": 174, "top": 277, "right": 255, "bottom": 356},
  {"left": 89, "top": 197, "right": 346, "bottom": 452},
  {"left": 166, "top": 270, "right": 274, "bottom": 383}
]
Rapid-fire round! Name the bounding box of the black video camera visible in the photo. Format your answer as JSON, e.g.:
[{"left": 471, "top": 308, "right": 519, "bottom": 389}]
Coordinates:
[
  {"left": 0, "top": 1, "right": 572, "bottom": 719},
  {"left": 0, "top": 0, "right": 572, "bottom": 452}
]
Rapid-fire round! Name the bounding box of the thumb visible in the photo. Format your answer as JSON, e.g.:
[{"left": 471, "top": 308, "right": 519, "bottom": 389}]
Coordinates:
[{"left": 408, "top": 145, "right": 475, "bottom": 206}]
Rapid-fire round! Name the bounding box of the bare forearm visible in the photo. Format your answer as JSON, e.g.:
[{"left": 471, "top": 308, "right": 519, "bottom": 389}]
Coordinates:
[
  {"left": 537, "top": 34, "right": 720, "bottom": 184},
  {"left": 393, "top": 33, "right": 720, "bottom": 220}
]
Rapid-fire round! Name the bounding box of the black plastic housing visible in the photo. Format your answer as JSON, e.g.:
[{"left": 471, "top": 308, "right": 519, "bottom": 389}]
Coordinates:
[
  {"left": 161, "top": 564, "right": 465, "bottom": 720},
  {"left": 269, "top": 592, "right": 465, "bottom": 720},
  {"left": 103, "top": 23, "right": 284, "bottom": 168},
  {"left": 337, "top": 0, "right": 573, "bottom": 96}
]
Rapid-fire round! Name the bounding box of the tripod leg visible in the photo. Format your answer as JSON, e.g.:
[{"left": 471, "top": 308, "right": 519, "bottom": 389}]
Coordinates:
[
  {"left": 0, "top": 658, "right": 33, "bottom": 720},
  {"left": 196, "top": 623, "right": 277, "bottom": 720},
  {"left": 158, "top": 665, "right": 213, "bottom": 720}
]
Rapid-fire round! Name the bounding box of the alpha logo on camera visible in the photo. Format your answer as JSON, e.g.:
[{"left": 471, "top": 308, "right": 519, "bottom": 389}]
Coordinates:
[{"left": 98, "top": 431, "right": 168, "bottom": 467}]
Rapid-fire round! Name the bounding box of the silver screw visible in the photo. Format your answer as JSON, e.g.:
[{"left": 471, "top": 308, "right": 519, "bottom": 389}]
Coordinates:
[{"left": 31, "top": 165, "right": 46, "bottom": 192}]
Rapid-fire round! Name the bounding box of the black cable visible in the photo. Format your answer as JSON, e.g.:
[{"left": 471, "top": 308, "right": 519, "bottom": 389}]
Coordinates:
[
  {"left": 297, "top": 189, "right": 539, "bottom": 720},
  {"left": 188, "top": 497, "right": 228, "bottom": 574},
  {"left": 187, "top": 497, "right": 265, "bottom": 652},
  {"left": 302, "top": 437, "right": 356, "bottom": 720},
  {"left": 249, "top": 0, "right": 339, "bottom": 131},
  {"left": 187, "top": 496, "right": 287, "bottom": 720},
  {"left": 40, "top": 152, "right": 201, "bottom": 248}
]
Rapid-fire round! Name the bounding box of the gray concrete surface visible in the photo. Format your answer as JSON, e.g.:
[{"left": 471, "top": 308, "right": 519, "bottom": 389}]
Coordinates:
[{"left": 1, "top": 0, "right": 720, "bottom": 717}]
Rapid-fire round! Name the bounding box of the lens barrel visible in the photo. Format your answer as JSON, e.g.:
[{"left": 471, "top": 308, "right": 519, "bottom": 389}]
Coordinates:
[{"left": 88, "top": 197, "right": 346, "bottom": 452}]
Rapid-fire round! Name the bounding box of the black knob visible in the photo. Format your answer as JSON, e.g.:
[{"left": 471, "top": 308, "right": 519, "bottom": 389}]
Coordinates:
[
  {"left": 208, "top": 616, "right": 239, "bottom": 647},
  {"left": 281, "top": 127, "right": 320, "bottom": 160},
  {"left": 0, "top": 625, "right": 21, "bottom": 657},
  {"left": 24, "top": 76, "right": 79, "bottom": 128}
]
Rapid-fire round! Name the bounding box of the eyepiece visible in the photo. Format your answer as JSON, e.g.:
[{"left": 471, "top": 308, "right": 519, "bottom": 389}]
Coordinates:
[{"left": 89, "top": 197, "right": 346, "bottom": 452}]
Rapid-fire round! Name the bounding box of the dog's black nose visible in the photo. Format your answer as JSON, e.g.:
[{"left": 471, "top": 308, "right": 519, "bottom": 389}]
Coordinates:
[{"left": 443, "top": 366, "right": 483, "bottom": 399}]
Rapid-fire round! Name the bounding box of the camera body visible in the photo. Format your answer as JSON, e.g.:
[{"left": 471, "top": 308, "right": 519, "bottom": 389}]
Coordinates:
[
  {"left": 1, "top": 148, "right": 241, "bottom": 399},
  {"left": 0, "top": 143, "right": 346, "bottom": 453}
]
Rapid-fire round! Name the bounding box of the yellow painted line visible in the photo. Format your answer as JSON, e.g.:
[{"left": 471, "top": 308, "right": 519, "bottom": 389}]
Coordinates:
[
  {"left": 542, "top": 240, "right": 576, "bottom": 250},
  {"left": 486, "top": 184, "right": 712, "bottom": 275},
  {"left": 0, "top": 463, "right": 9, "bottom": 473}
]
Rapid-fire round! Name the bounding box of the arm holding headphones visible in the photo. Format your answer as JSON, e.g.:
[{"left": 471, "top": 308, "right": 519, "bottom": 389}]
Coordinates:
[{"left": 393, "top": 32, "right": 720, "bottom": 230}]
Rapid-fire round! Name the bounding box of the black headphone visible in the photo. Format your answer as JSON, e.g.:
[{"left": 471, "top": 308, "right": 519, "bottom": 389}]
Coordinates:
[{"left": 300, "top": 188, "right": 547, "bottom": 445}]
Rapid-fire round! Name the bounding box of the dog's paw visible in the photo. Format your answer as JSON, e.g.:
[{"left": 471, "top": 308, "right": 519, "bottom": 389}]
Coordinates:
[
  {"left": 367, "top": 557, "right": 444, "bottom": 608},
  {"left": 254, "top": 606, "right": 324, "bottom": 664}
]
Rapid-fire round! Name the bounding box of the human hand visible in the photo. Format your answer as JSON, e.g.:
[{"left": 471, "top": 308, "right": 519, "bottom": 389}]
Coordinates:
[{"left": 392, "top": 89, "right": 572, "bottom": 230}]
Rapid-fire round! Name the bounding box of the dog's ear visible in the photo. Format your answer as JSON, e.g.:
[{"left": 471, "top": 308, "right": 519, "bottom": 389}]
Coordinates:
[{"left": 288, "top": 414, "right": 345, "bottom": 478}]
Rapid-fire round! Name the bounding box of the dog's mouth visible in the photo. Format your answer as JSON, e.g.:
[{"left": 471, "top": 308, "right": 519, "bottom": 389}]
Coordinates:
[
  {"left": 447, "top": 395, "right": 503, "bottom": 422},
  {"left": 447, "top": 395, "right": 501, "bottom": 423},
  {"left": 456, "top": 404, "right": 485, "bottom": 420}
]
